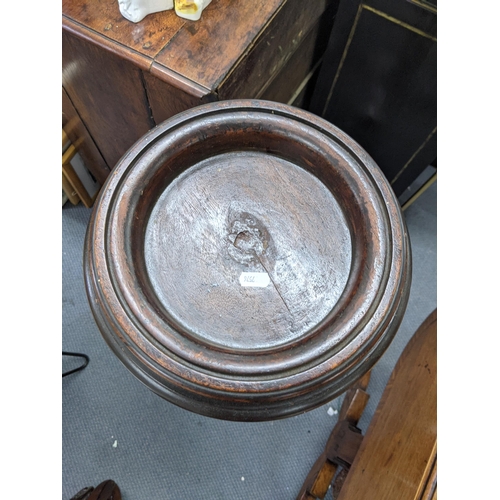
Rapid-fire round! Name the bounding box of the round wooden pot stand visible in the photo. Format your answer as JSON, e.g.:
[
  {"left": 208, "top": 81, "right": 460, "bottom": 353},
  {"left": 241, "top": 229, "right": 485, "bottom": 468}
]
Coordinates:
[{"left": 84, "top": 100, "right": 411, "bottom": 422}]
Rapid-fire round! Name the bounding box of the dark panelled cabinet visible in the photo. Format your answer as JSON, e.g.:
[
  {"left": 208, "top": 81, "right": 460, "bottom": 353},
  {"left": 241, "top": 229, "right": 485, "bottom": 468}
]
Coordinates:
[{"left": 310, "top": 0, "right": 437, "bottom": 197}]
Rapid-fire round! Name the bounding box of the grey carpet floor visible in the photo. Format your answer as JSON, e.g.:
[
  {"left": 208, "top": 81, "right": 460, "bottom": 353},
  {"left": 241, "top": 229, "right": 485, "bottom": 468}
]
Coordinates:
[{"left": 62, "top": 181, "right": 437, "bottom": 500}]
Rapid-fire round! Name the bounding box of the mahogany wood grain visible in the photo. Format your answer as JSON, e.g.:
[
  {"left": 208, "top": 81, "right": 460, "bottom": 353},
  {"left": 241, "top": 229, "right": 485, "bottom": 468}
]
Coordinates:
[
  {"left": 62, "top": 87, "right": 110, "bottom": 185},
  {"left": 153, "top": 0, "right": 283, "bottom": 91},
  {"left": 85, "top": 100, "right": 411, "bottom": 421},
  {"left": 143, "top": 71, "right": 216, "bottom": 125},
  {"left": 217, "top": 0, "right": 332, "bottom": 99},
  {"left": 62, "top": 0, "right": 184, "bottom": 60},
  {"left": 63, "top": 0, "right": 340, "bottom": 177},
  {"left": 63, "top": 0, "right": 291, "bottom": 93},
  {"left": 62, "top": 29, "right": 154, "bottom": 168},
  {"left": 337, "top": 309, "right": 437, "bottom": 500},
  {"left": 259, "top": 7, "right": 335, "bottom": 104}
]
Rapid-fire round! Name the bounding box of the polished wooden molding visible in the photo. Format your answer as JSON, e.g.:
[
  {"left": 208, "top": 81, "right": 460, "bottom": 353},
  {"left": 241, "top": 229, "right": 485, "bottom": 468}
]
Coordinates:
[{"left": 84, "top": 100, "right": 411, "bottom": 421}]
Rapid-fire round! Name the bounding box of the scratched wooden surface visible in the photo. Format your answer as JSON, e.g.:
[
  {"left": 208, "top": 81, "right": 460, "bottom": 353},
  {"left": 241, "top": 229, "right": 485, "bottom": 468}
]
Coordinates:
[
  {"left": 62, "top": 87, "right": 110, "bottom": 185},
  {"left": 62, "top": 0, "right": 337, "bottom": 175},
  {"left": 337, "top": 310, "right": 437, "bottom": 500},
  {"left": 217, "top": 0, "right": 335, "bottom": 100},
  {"left": 144, "top": 152, "right": 351, "bottom": 349},
  {"left": 142, "top": 71, "right": 215, "bottom": 125},
  {"left": 63, "top": 0, "right": 285, "bottom": 91},
  {"left": 84, "top": 100, "right": 411, "bottom": 421},
  {"left": 62, "top": 29, "right": 155, "bottom": 168},
  {"left": 153, "top": 0, "right": 284, "bottom": 91},
  {"left": 260, "top": 9, "right": 334, "bottom": 104},
  {"left": 62, "top": 0, "right": 186, "bottom": 60}
]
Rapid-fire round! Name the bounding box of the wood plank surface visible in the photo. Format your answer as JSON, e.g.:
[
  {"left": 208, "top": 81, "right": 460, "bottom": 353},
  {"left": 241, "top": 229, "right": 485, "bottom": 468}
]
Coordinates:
[
  {"left": 63, "top": 0, "right": 285, "bottom": 93},
  {"left": 259, "top": 3, "right": 336, "bottom": 103},
  {"left": 143, "top": 72, "right": 216, "bottom": 125},
  {"left": 337, "top": 310, "right": 437, "bottom": 500},
  {"left": 62, "top": 173, "right": 80, "bottom": 205},
  {"left": 63, "top": 29, "right": 155, "bottom": 169},
  {"left": 153, "top": 0, "right": 283, "bottom": 90},
  {"left": 62, "top": 87, "right": 110, "bottom": 185},
  {"left": 218, "top": 0, "right": 334, "bottom": 99},
  {"left": 62, "top": 0, "right": 185, "bottom": 60},
  {"left": 62, "top": 146, "right": 94, "bottom": 208}
]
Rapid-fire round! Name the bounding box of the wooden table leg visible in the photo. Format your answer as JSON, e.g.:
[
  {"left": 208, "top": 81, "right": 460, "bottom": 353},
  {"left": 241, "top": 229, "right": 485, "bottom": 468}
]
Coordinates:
[{"left": 296, "top": 371, "right": 371, "bottom": 500}]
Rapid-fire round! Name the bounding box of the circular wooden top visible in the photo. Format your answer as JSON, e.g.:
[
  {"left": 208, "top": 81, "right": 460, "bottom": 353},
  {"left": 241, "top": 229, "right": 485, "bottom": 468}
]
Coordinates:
[
  {"left": 144, "top": 152, "right": 352, "bottom": 351},
  {"left": 84, "top": 100, "right": 411, "bottom": 421}
]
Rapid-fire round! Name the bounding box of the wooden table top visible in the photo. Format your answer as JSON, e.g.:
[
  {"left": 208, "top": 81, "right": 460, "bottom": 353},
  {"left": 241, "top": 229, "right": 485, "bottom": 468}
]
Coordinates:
[
  {"left": 63, "top": 0, "right": 287, "bottom": 96},
  {"left": 84, "top": 100, "right": 412, "bottom": 420}
]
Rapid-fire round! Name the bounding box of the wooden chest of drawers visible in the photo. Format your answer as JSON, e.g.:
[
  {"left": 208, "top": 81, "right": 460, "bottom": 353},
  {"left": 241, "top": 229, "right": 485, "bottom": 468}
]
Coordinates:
[{"left": 62, "top": 0, "right": 338, "bottom": 183}]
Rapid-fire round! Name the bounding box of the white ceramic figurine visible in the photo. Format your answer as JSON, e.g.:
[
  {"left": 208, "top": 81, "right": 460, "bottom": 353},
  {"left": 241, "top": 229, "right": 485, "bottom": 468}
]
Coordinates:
[
  {"left": 118, "top": 0, "right": 173, "bottom": 23},
  {"left": 117, "top": 0, "right": 212, "bottom": 23},
  {"left": 174, "top": 0, "right": 212, "bottom": 21}
]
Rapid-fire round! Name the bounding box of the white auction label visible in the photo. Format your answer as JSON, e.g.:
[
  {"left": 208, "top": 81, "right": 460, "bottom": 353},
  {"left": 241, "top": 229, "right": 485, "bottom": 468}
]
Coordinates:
[{"left": 239, "top": 272, "right": 270, "bottom": 288}]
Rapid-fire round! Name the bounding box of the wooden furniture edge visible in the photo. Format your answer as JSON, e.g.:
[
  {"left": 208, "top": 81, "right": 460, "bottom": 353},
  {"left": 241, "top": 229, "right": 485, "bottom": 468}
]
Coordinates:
[
  {"left": 336, "top": 308, "right": 437, "bottom": 499},
  {"left": 63, "top": 15, "right": 214, "bottom": 99},
  {"left": 63, "top": 15, "right": 154, "bottom": 72},
  {"left": 214, "top": 0, "right": 290, "bottom": 91},
  {"left": 149, "top": 62, "right": 213, "bottom": 99}
]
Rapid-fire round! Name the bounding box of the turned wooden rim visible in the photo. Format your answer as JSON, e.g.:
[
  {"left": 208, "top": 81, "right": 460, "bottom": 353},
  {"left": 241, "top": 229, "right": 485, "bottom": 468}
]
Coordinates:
[{"left": 84, "top": 100, "right": 411, "bottom": 420}]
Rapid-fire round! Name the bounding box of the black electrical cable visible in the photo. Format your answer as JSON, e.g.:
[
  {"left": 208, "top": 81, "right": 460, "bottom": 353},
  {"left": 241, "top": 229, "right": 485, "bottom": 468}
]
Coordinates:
[{"left": 62, "top": 351, "right": 90, "bottom": 377}]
